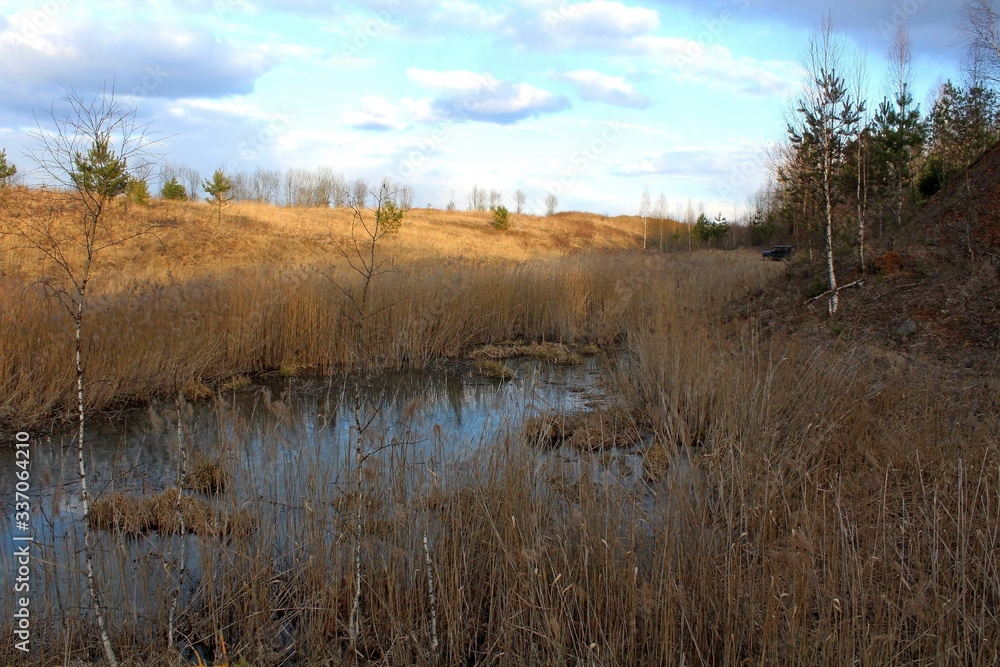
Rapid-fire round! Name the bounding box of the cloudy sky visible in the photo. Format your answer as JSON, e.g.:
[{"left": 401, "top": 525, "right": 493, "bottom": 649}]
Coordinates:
[{"left": 0, "top": 0, "right": 969, "bottom": 216}]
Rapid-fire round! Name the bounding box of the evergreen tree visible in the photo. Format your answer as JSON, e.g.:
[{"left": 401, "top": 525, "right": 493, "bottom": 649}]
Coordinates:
[
  {"left": 788, "top": 16, "right": 864, "bottom": 314},
  {"left": 72, "top": 136, "right": 130, "bottom": 201},
  {"left": 161, "top": 177, "right": 187, "bottom": 201},
  {"left": 127, "top": 178, "right": 151, "bottom": 207},
  {"left": 203, "top": 169, "right": 234, "bottom": 224},
  {"left": 871, "top": 88, "right": 925, "bottom": 229},
  {"left": 0, "top": 148, "right": 16, "bottom": 186},
  {"left": 922, "top": 82, "right": 1000, "bottom": 194}
]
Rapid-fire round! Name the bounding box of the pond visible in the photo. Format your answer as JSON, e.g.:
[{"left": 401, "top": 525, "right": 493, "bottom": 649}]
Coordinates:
[{"left": 0, "top": 353, "right": 696, "bottom": 662}]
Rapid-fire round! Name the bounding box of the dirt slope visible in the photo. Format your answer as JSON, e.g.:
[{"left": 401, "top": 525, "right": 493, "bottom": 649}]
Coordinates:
[{"left": 743, "top": 141, "right": 1000, "bottom": 374}]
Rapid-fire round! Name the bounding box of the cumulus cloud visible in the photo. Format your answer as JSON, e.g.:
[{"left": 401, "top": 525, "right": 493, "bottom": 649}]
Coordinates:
[
  {"left": 631, "top": 36, "right": 800, "bottom": 97},
  {"left": 555, "top": 69, "right": 653, "bottom": 108},
  {"left": 408, "top": 68, "right": 571, "bottom": 124},
  {"left": 0, "top": 11, "right": 285, "bottom": 110}
]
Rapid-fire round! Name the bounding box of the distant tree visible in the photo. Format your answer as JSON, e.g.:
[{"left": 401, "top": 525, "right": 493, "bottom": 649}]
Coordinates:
[
  {"left": 127, "top": 178, "right": 151, "bottom": 207},
  {"left": 0, "top": 148, "right": 16, "bottom": 186},
  {"left": 545, "top": 193, "right": 558, "bottom": 216},
  {"left": 177, "top": 165, "right": 201, "bottom": 201},
  {"left": 399, "top": 185, "right": 415, "bottom": 212},
  {"left": 489, "top": 189, "right": 502, "bottom": 211},
  {"left": 691, "top": 212, "right": 728, "bottom": 245},
  {"left": 493, "top": 205, "right": 510, "bottom": 230},
  {"left": 203, "top": 168, "right": 234, "bottom": 224},
  {"left": 447, "top": 190, "right": 457, "bottom": 212},
  {"left": 514, "top": 189, "right": 526, "bottom": 214},
  {"left": 468, "top": 184, "right": 488, "bottom": 212},
  {"left": 351, "top": 178, "right": 369, "bottom": 209},
  {"left": 656, "top": 191, "right": 667, "bottom": 249},
  {"left": 161, "top": 177, "right": 187, "bottom": 200},
  {"left": 639, "top": 187, "right": 651, "bottom": 249}
]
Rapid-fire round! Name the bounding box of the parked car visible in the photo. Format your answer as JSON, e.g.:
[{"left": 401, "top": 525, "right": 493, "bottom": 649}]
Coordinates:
[{"left": 762, "top": 245, "right": 794, "bottom": 261}]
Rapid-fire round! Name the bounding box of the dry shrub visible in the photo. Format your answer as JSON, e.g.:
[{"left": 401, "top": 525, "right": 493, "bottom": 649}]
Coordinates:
[
  {"left": 875, "top": 250, "right": 903, "bottom": 274},
  {"left": 474, "top": 359, "right": 515, "bottom": 380},
  {"left": 184, "top": 454, "right": 230, "bottom": 493}
]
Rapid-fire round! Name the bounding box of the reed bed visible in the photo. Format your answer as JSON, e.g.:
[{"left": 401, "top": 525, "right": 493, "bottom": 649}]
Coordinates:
[{"left": 2, "top": 191, "right": 997, "bottom": 665}]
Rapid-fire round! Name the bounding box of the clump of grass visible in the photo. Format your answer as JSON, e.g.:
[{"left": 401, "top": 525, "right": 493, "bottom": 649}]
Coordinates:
[
  {"left": 522, "top": 413, "right": 575, "bottom": 448},
  {"left": 89, "top": 488, "right": 215, "bottom": 537},
  {"left": 470, "top": 341, "right": 581, "bottom": 365},
  {"left": 578, "top": 343, "right": 601, "bottom": 355},
  {"left": 180, "top": 378, "right": 213, "bottom": 401},
  {"left": 524, "top": 407, "right": 643, "bottom": 452},
  {"left": 642, "top": 442, "right": 672, "bottom": 482},
  {"left": 220, "top": 375, "right": 252, "bottom": 391},
  {"left": 183, "top": 454, "right": 229, "bottom": 494},
  {"left": 475, "top": 359, "right": 514, "bottom": 380},
  {"left": 279, "top": 357, "right": 311, "bottom": 377}
]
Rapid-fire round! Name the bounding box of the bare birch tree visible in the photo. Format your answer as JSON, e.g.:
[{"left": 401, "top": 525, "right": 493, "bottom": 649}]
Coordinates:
[
  {"left": 6, "top": 84, "right": 158, "bottom": 667},
  {"left": 790, "top": 15, "right": 863, "bottom": 314}
]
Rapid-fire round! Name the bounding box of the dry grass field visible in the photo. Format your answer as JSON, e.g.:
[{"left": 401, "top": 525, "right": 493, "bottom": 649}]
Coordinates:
[
  {"left": 0, "top": 190, "right": 687, "bottom": 427},
  {"left": 1, "top": 188, "right": 998, "bottom": 666}
]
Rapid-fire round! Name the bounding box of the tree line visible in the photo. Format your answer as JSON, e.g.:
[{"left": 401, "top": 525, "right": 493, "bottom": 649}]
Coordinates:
[{"left": 749, "top": 8, "right": 1000, "bottom": 312}]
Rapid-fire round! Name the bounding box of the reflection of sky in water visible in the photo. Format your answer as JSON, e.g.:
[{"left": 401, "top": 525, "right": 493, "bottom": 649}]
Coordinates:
[{"left": 0, "top": 357, "right": 608, "bottom": 584}]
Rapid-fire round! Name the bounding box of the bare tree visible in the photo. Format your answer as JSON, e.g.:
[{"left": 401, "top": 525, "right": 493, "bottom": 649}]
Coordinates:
[
  {"left": 639, "top": 187, "right": 651, "bottom": 250},
  {"left": 514, "top": 189, "right": 526, "bottom": 214},
  {"left": 399, "top": 185, "right": 415, "bottom": 212},
  {"left": 544, "top": 193, "right": 558, "bottom": 216},
  {"left": 656, "top": 191, "right": 667, "bottom": 250},
  {"left": 10, "top": 85, "right": 159, "bottom": 667},
  {"left": 322, "top": 176, "right": 406, "bottom": 652},
  {"left": 963, "top": 0, "right": 1000, "bottom": 84},
  {"left": 351, "top": 178, "right": 369, "bottom": 209},
  {"left": 468, "top": 184, "right": 487, "bottom": 212},
  {"left": 489, "top": 189, "right": 502, "bottom": 211}
]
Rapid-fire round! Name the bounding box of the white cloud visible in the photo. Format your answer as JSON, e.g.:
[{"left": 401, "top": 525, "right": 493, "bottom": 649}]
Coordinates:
[
  {"left": 543, "top": 0, "right": 659, "bottom": 42},
  {"left": 407, "top": 68, "right": 499, "bottom": 93},
  {"left": 408, "top": 69, "right": 571, "bottom": 125},
  {"left": 555, "top": 69, "right": 653, "bottom": 108}
]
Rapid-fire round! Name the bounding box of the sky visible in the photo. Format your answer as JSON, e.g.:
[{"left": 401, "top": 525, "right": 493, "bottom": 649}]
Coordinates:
[{"left": 0, "top": 0, "right": 970, "bottom": 217}]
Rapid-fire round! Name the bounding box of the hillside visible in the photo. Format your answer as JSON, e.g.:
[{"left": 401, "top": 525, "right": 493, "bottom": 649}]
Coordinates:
[
  {"left": 746, "top": 141, "right": 1000, "bottom": 373},
  {"left": 0, "top": 189, "right": 683, "bottom": 289}
]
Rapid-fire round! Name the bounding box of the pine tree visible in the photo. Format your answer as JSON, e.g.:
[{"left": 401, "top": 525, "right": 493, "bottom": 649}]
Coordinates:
[
  {"left": 203, "top": 168, "right": 233, "bottom": 224},
  {"left": 161, "top": 177, "right": 188, "bottom": 200},
  {"left": 0, "top": 148, "right": 16, "bottom": 186},
  {"left": 872, "top": 90, "right": 924, "bottom": 230}
]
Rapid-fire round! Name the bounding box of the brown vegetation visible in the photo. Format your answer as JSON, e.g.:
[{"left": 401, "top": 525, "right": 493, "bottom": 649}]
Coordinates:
[{"left": 2, "top": 188, "right": 997, "bottom": 666}]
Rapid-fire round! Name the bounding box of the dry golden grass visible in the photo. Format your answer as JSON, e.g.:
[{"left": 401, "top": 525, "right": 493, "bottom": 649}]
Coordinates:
[
  {"left": 6, "top": 189, "right": 997, "bottom": 666},
  {"left": 0, "top": 189, "right": 695, "bottom": 428}
]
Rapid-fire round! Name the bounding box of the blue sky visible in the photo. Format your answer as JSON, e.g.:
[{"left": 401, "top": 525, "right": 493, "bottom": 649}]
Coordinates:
[{"left": 0, "top": 0, "right": 968, "bottom": 217}]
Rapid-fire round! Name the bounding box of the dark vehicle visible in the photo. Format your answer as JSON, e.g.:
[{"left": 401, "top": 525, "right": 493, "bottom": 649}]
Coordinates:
[{"left": 762, "top": 245, "right": 794, "bottom": 261}]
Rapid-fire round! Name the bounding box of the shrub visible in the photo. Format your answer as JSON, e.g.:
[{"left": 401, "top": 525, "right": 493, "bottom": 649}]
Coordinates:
[
  {"left": 161, "top": 177, "right": 187, "bottom": 201},
  {"left": 493, "top": 205, "right": 510, "bottom": 230}
]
